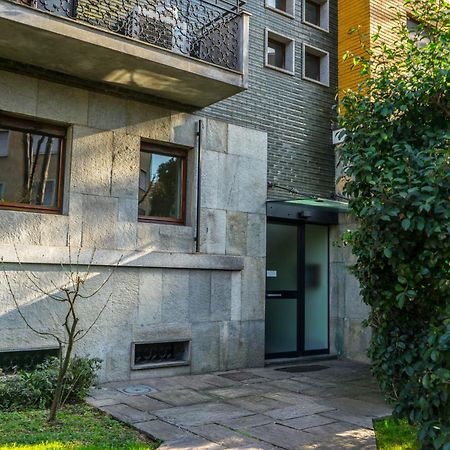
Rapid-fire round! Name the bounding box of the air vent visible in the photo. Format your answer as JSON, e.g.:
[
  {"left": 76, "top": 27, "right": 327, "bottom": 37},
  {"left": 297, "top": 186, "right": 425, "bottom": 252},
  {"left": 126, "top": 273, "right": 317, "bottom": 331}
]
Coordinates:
[{"left": 131, "top": 339, "right": 191, "bottom": 370}]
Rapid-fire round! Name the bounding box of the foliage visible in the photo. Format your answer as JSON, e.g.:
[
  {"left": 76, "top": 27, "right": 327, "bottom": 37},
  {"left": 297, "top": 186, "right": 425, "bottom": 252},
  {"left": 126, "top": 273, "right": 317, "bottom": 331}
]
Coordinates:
[
  {"left": 0, "top": 357, "right": 101, "bottom": 412},
  {"left": 374, "top": 416, "right": 419, "bottom": 450},
  {"left": 338, "top": 0, "right": 450, "bottom": 448},
  {"left": 0, "top": 405, "right": 160, "bottom": 449}
]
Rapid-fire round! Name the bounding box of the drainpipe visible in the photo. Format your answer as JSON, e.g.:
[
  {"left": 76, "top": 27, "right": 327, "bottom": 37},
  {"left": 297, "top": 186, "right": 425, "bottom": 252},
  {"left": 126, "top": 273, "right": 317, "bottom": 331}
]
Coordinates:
[{"left": 195, "top": 120, "right": 203, "bottom": 253}]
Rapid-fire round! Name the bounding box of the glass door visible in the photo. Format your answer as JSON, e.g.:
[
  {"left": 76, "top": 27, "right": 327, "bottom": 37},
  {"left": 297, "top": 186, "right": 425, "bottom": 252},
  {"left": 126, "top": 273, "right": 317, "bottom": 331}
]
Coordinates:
[
  {"left": 265, "top": 222, "right": 299, "bottom": 357},
  {"left": 265, "top": 221, "right": 329, "bottom": 358}
]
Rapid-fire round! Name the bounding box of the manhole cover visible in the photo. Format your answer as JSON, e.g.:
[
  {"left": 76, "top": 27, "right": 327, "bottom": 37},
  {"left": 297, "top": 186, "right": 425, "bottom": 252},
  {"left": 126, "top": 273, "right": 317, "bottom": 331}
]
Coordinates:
[
  {"left": 275, "top": 365, "right": 329, "bottom": 373},
  {"left": 117, "top": 385, "right": 158, "bottom": 395}
]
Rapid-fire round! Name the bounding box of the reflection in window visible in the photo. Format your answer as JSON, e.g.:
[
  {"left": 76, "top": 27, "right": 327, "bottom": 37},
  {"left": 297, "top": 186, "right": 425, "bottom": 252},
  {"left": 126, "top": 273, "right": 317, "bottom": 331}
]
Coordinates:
[
  {"left": 138, "top": 145, "right": 186, "bottom": 222},
  {"left": 267, "top": 38, "right": 287, "bottom": 69},
  {"left": 407, "top": 18, "right": 430, "bottom": 48},
  {"left": 0, "top": 119, "right": 65, "bottom": 211},
  {"left": 305, "top": 0, "right": 320, "bottom": 26},
  {"left": 305, "top": 52, "right": 321, "bottom": 81}
]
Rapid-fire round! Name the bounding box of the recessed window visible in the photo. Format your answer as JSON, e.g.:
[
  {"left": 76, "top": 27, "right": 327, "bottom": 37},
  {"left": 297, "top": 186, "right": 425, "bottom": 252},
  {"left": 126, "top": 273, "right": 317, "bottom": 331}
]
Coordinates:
[
  {"left": 303, "top": 44, "right": 329, "bottom": 86},
  {"left": 0, "top": 115, "right": 65, "bottom": 213},
  {"left": 139, "top": 142, "right": 186, "bottom": 224},
  {"left": 407, "top": 17, "right": 430, "bottom": 48},
  {"left": 265, "top": 30, "right": 295, "bottom": 74},
  {"left": 303, "top": 0, "right": 329, "bottom": 31},
  {"left": 266, "top": 0, "right": 294, "bottom": 17}
]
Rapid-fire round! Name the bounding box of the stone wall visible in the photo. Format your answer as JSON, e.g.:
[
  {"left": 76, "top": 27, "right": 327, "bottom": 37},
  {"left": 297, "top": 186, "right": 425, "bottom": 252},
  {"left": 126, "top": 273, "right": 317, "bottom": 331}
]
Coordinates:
[
  {"left": 0, "top": 70, "right": 268, "bottom": 382},
  {"left": 329, "top": 214, "right": 371, "bottom": 363}
]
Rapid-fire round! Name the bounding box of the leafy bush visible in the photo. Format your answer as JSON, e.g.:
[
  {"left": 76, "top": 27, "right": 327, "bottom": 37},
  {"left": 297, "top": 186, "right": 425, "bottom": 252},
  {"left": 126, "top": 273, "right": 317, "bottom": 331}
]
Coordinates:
[
  {"left": 0, "top": 357, "right": 101, "bottom": 412},
  {"left": 338, "top": 0, "right": 449, "bottom": 448}
]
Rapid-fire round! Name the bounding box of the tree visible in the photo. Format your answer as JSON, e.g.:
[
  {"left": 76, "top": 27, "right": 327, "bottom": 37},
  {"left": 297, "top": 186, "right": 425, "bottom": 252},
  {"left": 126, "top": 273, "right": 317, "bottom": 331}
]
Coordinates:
[
  {"left": 1, "top": 245, "right": 121, "bottom": 423},
  {"left": 338, "top": 0, "right": 449, "bottom": 448}
]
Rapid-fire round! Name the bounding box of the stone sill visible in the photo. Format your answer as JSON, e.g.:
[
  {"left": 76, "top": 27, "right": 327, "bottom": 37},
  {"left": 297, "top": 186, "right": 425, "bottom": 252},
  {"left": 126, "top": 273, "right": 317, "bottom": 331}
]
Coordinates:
[{"left": 0, "top": 245, "right": 244, "bottom": 271}]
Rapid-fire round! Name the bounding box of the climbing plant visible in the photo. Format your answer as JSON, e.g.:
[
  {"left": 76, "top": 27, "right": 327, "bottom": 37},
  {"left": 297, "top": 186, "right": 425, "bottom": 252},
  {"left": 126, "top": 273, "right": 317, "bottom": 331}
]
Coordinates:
[{"left": 338, "top": 0, "right": 449, "bottom": 448}]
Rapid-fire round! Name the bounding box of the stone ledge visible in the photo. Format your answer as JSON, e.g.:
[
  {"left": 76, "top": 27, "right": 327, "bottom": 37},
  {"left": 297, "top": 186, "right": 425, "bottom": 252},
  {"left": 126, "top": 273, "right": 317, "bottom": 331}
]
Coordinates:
[{"left": 0, "top": 245, "right": 244, "bottom": 271}]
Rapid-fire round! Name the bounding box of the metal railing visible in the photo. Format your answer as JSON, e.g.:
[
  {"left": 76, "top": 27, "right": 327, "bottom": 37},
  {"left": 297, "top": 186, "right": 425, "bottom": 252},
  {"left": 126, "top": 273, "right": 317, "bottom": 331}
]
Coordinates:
[{"left": 15, "top": 0, "right": 245, "bottom": 70}]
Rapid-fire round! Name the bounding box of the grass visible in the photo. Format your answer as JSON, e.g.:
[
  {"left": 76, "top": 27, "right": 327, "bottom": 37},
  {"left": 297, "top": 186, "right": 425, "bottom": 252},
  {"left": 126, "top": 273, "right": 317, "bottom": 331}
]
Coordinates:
[
  {"left": 0, "top": 405, "right": 160, "bottom": 450},
  {"left": 374, "top": 416, "right": 420, "bottom": 450}
]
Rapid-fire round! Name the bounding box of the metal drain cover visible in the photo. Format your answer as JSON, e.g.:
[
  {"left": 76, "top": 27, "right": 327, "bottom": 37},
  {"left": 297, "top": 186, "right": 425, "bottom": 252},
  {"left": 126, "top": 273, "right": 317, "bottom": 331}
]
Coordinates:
[
  {"left": 275, "top": 364, "right": 329, "bottom": 373},
  {"left": 117, "top": 385, "right": 158, "bottom": 395}
]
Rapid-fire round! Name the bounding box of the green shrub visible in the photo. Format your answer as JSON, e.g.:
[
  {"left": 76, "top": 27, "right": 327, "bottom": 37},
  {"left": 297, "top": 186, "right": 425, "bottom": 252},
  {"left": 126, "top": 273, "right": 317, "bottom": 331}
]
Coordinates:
[
  {"left": 338, "top": 0, "right": 449, "bottom": 448},
  {"left": 0, "top": 357, "right": 101, "bottom": 412}
]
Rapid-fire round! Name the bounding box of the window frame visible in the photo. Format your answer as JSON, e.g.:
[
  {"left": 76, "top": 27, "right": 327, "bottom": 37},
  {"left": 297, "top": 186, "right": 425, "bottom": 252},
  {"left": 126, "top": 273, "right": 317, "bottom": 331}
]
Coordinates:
[
  {"left": 265, "top": 0, "right": 295, "bottom": 19},
  {"left": 265, "top": 29, "right": 295, "bottom": 76},
  {"left": 302, "top": 0, "right": 329, "bottom": 32},
  {"left": 302, "top": 43, "right": 330, "bottom": 87},
  {"left": 0, "top": 114, "right": 66, "bottom": 214},
  {"left": 138, "top": 141, "right": 187, "bottom": 225}
]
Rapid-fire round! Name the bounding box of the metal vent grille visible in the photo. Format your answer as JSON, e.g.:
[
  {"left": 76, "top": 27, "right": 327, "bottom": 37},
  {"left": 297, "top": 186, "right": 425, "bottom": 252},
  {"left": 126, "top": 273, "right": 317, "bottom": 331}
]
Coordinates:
[{"left": 131, "top": 339, "right": 191, "bottom": 370}]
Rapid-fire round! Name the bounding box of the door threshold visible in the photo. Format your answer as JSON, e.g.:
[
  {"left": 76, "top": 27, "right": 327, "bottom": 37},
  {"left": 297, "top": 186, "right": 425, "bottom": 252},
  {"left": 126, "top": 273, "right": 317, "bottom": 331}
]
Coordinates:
[{"left": 265, "top": 354, "right": 338, "bottom": 367}]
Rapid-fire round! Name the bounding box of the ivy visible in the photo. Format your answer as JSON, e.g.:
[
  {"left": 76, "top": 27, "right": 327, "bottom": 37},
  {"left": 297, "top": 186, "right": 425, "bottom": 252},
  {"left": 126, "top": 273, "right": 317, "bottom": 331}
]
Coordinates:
[{"left": 338, "top": 1, "right": 449, "bottom": 448}]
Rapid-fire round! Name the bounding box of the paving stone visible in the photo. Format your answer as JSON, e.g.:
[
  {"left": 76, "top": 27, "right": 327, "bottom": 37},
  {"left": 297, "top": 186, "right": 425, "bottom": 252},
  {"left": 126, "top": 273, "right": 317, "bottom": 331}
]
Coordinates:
[
  {"left": 206, "top": 385, "right": 269, "bottom": 400},
  {"left": 158, "top": 436, "right": 221, "bottom": 450},
  {"left": 153, "top": 402, "right": 253, "bottom": 427},
  {"left": 133, "top": 419, "right": 193, "bottom": 441},
  {"left": 262, "top": 391, "right": 318, "bottom": 405},
  {"left": 168, "top": 374, "right": 220, "bottom": 390},
  {"left": 246, "top": 423, "right": 318, "bottom": 450},
  {"left": 320, "top": 410, "right": 375, "bottom": 430},
  {"left": 100, "top": 403, "right": 153, "bottom": 423},
  {"left": 279, "top": 414, "right": 337, "bottom": 430},
  {"left": 190, "top": 423, "right": 270, "bottom": 448},
  {"left": 86, "top": 396, "right": 122, "bottom": 408},
  {"left": 303, "top": 421, "right": 376, "bottom": 448},
  {"left": 220, "top": 414, "right": 274, "bottom": 430},
  {"left": 199, "top": 373, "right": 239, "bottom": 388},
  {"left": 120, "top": 395, "right": 170, "bottom": 412},
  {"left": 266, "top": 379, "right": 316, "bottom": 393},
  {"left": 225, "top": 396, "right": 292, "bottom": 413},
  {"left": 148, "top": 389, "right": 214, "bottom": 407},
  {"left": 218, "top": 371, "right": 264, "bottom": 382},
  {"left": 317, "top": 397, "right": 390, "bottom": 418},
  {"left": 264, "top": 402, "right": 336, "bottom": 420}
]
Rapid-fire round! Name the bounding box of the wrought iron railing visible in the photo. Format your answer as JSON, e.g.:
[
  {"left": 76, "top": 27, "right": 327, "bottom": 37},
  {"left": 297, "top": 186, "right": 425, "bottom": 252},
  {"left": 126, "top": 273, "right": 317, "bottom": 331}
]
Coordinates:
[{"left": 14, "top": 0, "right": 245, "bottom": 71}]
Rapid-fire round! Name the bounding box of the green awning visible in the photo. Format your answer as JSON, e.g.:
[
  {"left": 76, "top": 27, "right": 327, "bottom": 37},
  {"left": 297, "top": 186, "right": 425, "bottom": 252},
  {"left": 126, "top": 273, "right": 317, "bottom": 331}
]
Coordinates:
[{"left": 268, "top": 198, "right": 349, "bottom": 212}]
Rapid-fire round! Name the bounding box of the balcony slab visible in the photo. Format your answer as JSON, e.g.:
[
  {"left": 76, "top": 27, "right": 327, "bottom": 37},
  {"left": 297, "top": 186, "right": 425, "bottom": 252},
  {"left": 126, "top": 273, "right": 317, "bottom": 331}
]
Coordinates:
[{"left": 0, "top": 1, "right": 247, "bottom": 107}]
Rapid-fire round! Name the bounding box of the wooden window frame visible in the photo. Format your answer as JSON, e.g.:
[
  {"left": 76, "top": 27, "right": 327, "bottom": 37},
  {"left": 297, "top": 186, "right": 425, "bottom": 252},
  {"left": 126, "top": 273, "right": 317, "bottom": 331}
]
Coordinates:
[
  {"left": 0, "top": 114, "right": 66, "bottom": 215},
  {"left": 138, "top": 141, "right": 187, "bottom": 225}
]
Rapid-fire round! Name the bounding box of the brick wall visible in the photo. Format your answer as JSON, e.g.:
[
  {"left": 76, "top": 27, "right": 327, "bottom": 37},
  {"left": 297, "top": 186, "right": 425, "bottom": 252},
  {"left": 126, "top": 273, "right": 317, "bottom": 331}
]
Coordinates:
[{"left": 202, "top": 0, "right": 338, "bottom": 200}]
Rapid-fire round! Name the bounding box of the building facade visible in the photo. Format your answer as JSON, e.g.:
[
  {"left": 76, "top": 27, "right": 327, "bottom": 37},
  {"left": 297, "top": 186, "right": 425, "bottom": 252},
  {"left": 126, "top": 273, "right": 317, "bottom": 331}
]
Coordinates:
[{"left": 0, "top": 0, "right": 371, "bottom": 382}]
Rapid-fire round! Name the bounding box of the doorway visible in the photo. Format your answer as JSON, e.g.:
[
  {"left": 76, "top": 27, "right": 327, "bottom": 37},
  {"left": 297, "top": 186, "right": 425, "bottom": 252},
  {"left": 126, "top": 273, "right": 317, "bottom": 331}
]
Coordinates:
[{"left": 265, "top": 220, "right": 329, "bottom": 358}]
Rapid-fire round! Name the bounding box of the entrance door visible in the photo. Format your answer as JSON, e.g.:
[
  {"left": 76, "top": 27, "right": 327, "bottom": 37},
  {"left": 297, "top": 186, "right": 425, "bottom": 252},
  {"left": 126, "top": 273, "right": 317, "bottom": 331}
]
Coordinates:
[{"left": 265, "top": 221, "right": 329, "bottom": 358}]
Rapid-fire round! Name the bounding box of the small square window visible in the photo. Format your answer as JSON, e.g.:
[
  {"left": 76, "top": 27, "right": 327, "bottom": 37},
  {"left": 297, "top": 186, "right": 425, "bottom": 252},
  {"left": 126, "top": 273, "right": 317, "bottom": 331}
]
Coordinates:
[
  {"left": 265, "top": 30, "right": 295, "bottom": 74},
  {"left": 303, "top": 44, "right": 329, "bottom": 86},
  {"left": 266, "top": 0, "right": 294, "bottom": 17},
  {"left": 0, "top": 115, "right": 65, "bottom": 213},
  {"left": 303, "top": 0, "right": 329, "bottom": 31},
  {"left": 407, "top": 18, "right": 430, "bottom": 48},
  {"left": 139, "top": 142, "right": 186, "bottom": 224}
]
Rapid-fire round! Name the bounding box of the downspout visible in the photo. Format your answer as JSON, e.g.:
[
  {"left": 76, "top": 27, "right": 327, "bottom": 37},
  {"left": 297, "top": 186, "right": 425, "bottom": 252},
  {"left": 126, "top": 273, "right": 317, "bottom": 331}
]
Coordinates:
[{"left": 195, "top": 119, "right": 203, "bottom": 252}]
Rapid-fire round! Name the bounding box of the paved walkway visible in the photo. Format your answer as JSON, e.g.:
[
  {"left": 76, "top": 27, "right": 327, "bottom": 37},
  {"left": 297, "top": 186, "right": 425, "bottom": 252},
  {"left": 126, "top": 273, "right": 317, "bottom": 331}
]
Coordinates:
[{"left": 87, "top": 360, "right": 390, "bottom": 449}]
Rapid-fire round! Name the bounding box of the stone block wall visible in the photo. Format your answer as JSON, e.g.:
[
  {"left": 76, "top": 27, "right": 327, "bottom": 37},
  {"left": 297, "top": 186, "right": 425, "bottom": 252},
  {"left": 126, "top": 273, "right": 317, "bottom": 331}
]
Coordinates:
[
  {"left": 0, "top": 70, "right": 268, "bottom": 382},
  {"left": 329, "top": 213, "right": 371, "bottom": 363}
]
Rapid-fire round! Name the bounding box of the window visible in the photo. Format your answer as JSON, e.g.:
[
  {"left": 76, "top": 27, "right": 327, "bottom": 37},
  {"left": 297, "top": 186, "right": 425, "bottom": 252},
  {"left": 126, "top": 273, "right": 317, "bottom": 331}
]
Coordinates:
[
  {"left": 138, "top": 142, "right": 186, "bottom": 223},
  {"left": 303, "top": 44, "right": 329, "bottom": 86},
  {"left": 303, "top": 0, "right": 329, "bottom": 31},
  {"left": 132, "top": 340, "right": 191, "bottom": 369},
  {"left": 0, "top": 115, "right": 65, "bottom": 212},
  {"left": 266, "top": 0, "right": 294, "bottom": 17},
  {"left": 407, "top": 17, "right": 430, "bottom": 48},
  {"left": 32, "top": 0, "right": 77, "bottom": 17},
  {"left": 265, "top": 30, "right": 295, "bottom": 74}
]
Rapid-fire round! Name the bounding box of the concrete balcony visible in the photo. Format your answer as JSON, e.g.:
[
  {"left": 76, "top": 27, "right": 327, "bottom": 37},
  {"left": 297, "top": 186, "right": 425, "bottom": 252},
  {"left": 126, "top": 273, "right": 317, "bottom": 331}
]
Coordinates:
[{"left": 0, "top": 0, "right": 249, "bottom": 107}]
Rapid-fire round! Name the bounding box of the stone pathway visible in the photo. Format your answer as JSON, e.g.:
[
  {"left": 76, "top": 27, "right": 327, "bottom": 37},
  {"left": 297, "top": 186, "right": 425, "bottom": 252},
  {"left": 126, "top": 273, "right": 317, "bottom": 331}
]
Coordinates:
[{"left": 87, "top": 359, "right": 390, "bottom": 449}]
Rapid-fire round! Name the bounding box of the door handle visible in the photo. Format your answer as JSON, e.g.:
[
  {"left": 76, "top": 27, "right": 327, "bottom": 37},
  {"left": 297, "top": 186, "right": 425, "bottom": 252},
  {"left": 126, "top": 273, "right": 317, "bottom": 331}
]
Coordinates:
[{"left": 267, "top": 293, "right": 282, "bottom": 297}]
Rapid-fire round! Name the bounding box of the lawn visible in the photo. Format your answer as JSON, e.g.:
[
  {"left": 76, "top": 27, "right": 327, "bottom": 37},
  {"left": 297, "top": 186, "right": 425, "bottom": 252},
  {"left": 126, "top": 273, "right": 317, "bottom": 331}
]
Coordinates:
[
  {"left": 0, "top": 405, "right": 160, "bottom": 450},
  {"left": 374, "top": 416, "right": 419, "bottom": 450}
]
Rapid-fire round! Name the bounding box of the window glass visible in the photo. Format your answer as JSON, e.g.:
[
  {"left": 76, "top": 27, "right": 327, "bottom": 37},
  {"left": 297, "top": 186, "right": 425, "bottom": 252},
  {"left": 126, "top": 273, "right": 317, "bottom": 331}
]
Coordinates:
[
  {"left": 305, "top": 52, "right": 321, "bottom": 80},
  {"left": 268, "top": 39, "right": 286, "bottom": 69},
  {"left": 407, "top": 18, "right": 430, "bottom": 48},
  {"left": 0, "top": 123, "right": 64, "bottom": 210},
  {"left": 139, "top": 147, "right": 185, "bottom": 222},
  {"left": 305, "top": 0, "right": 320, "bottom": 26},
  {"left": 267, "top": 0, "right": 287, "bottom": 12}
]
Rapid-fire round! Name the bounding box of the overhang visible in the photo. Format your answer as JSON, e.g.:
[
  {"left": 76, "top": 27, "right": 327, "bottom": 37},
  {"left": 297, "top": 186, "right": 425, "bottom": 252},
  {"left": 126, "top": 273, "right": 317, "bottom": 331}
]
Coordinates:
[
  {"left": 267, "top": 198, "right": 350, "bottom": 225},
  {"left": 0, "top": 0, "right": 249, "bottom": 107}
]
